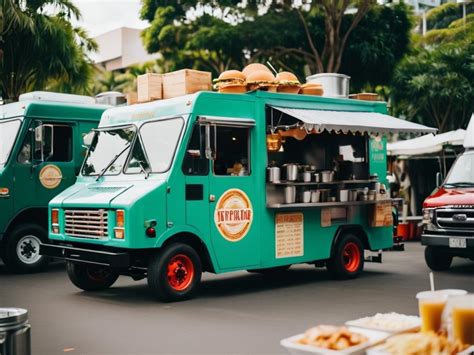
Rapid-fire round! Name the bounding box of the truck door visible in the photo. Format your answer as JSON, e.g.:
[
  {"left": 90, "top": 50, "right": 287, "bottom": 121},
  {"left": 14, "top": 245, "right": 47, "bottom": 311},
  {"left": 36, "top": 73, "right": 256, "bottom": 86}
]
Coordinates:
[
  {"left": 206, "top": 120, "right": 259, "bottom": 270},
  {"left": 13, "top": 121, "right": 76, "bottom": 211}
]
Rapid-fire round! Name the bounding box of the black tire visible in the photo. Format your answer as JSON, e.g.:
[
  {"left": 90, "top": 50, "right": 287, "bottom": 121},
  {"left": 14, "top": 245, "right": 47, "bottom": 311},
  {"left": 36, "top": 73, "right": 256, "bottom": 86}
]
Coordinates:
[
  {"left": 3, "top": 223, "right": 49, "bottom": 273},
  {"left": 425, "top": 246, "right": 453, "bottom": 271},
  {"left": 247, "top": 265, "right": 291, "bottom": 274},
  {"left": 66, "top": 263, "right": 119, "bottom": 291},
  {"left": 147, "top": 243, "right": 202, "bottom": 302},
  {"left": 327, "top": 234, "right": 364, "bottom": 279}
]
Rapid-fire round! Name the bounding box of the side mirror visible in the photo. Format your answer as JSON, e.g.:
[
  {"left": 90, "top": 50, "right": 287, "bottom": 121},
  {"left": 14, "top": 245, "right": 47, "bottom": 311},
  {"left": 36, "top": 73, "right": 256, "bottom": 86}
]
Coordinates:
[
  {"left": 436, "top": 172, "right": 443, "bottom": 187},
  {"left": 34, "top": 124, "right": 54, "bottom": 162}
]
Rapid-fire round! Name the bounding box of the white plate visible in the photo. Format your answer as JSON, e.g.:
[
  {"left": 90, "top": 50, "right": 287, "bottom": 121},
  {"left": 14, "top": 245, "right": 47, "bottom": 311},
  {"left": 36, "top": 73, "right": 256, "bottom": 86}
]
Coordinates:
[
  {"left": 367, "top": 344, "right": 474, "bottom": 355},
  {"left": 345, "top": 314, "right": 421, "bottom": 334},
  {"left": 280, "top": 327, "right": 389, "bottom": 355}
]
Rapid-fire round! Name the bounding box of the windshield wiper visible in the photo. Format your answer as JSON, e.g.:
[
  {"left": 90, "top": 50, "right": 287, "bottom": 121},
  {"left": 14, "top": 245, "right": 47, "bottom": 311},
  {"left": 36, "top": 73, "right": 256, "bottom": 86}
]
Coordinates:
[
  {"left": 137, "top": 160, "right": 150, "bottom": 179},
  {"left": 444, "top": 182, "right": 474, "bottom": 187},
  {"left": 96, "top": 144, "right": 131, "bottom": 181}
]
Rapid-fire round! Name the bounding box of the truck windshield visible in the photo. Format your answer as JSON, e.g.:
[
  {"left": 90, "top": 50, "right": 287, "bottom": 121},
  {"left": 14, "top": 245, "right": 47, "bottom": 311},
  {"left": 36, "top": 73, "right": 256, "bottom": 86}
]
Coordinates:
[
  {"left": 0, "top": 119, "right": 21, "bottom": 165},
  {"left": 444, "top": 151, "right": 474, "bottom": 187},
  {"left": 82, "top": 126, "right": 136, "bottom": 176}
]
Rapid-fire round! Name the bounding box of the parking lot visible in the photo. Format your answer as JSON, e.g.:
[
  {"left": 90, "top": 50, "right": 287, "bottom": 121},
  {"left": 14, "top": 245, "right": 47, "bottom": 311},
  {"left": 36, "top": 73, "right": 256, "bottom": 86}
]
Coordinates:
[{"left": 1, "top": 242, "right": 473, "bottom": 355}]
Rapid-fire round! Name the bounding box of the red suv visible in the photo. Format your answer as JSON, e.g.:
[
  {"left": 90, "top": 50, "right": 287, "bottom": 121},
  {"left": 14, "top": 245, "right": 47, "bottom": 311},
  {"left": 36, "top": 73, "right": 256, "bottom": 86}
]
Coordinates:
[{"left": 421, "top": 118, "right": 474, "bottom": 270}]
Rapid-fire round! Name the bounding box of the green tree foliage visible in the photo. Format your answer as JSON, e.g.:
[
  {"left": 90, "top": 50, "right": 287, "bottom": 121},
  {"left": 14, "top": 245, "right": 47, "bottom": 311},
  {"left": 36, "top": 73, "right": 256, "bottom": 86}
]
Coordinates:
[
  {"left": 140, "top": 1, "right": 411, "bottom": 88},
  {"left": 392, "top": 3, "right": 473, "bottom": 132},
  {"left": 0, "top": 0, "right": 96, "bottom": 101}
]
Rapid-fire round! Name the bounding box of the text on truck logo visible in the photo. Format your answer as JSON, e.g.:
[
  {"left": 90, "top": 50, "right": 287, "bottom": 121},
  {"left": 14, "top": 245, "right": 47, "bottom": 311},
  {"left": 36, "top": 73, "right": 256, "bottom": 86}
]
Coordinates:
[{"left": 214, "top": 189, "right": 253, "bottom": 242}]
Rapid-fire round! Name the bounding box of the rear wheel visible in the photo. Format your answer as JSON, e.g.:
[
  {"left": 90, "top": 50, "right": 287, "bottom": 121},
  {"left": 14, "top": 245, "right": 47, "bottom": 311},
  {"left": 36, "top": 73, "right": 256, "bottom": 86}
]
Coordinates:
[
  {"left": 66, "top": 263, "right": 119, "bottom": 291},
  {"left": 3, "top": 224, "right": 49, "bottom": 273},
  {"left": 147, "top": 243, "right": 202, "bottom": 302},
  {"left": 327, "top": 234, "right": 364, "bottom": 279},
  {"left": 425, "top": 246, "right": 452, "bottom": 271}
]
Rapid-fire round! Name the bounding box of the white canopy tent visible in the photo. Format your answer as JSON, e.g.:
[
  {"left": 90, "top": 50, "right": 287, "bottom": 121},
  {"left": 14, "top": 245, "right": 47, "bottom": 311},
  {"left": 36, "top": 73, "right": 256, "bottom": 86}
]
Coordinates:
[{"left": 387, "top": 129, "right": 466, "bottom": 156}]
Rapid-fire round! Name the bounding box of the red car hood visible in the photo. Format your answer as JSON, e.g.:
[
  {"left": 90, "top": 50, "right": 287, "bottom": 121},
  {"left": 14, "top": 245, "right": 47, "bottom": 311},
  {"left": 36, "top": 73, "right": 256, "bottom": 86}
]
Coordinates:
[{"left": 424, "top": 187, "right": 474, "bottom": 208}]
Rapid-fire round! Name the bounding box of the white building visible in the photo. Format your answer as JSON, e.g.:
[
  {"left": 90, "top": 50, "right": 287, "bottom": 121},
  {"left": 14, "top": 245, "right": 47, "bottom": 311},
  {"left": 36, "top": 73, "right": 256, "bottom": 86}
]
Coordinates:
[{"left": 91, "top": 27, "right": 159, "bottom": 71}]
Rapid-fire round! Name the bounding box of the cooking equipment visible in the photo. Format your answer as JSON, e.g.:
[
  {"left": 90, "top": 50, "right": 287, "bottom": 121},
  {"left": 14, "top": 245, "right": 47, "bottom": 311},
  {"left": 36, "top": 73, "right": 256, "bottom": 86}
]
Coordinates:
[
  {"left": 267, "top": 167, "right": 281, "bottom": 183},
  {"left": 284, "top": 186, "right": 296, "bottom": 204},
  {"left": 338, "top": 189, "right": 349, "bottom": 202},
  {"left": 284, "top": 164, "right": 298, "bottom": 181},
  {"left": 303, "top": 171, "right": 312, "bottom": 182},
  {"left": 302, "top": 190, "right": 311, "bottom": 203},
  {"left": 0, "top": 308, "right": 31, "bottom": 355},
  {"left": 321, "top": 171, "right": 335, "bottom": 183},
  {"left": 349, "top": 190, "right": 359, "bottom": 202},
  {"left": 311, "top": 190, "right": 320, "bottom": 203},
  {"left": 313, "top": 173, "right": 321, "bottom": 183},
  {"left": 305, "top": 73, "right": 350, "bottom": 98}
]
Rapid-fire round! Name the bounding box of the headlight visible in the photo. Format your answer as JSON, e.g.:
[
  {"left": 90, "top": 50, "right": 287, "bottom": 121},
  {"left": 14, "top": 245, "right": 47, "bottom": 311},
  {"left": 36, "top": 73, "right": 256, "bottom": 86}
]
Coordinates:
[{"left": 422, "top": 208, "right": 434, "bottom": 225}]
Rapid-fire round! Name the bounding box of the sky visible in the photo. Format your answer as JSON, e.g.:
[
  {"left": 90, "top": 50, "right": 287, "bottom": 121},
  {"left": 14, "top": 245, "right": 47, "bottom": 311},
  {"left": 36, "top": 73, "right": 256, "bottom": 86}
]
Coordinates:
[{"left": 72, "top": 0, "right": 148, "bottom": 37}]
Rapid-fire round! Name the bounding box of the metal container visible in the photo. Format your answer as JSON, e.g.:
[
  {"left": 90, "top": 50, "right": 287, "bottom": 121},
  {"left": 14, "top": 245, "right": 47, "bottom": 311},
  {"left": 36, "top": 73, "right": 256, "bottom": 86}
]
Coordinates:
[
  {"left": 267, "top": 167, "right": 281, "bottom": 183},
  {"left": 319, "top": 189, "right": 330, "bottom": 202},
  {"left": 338, "top": 189, "right": 349, "bottom": 202},
  {"left": 284, "top": 164, "right": 298, "bottom": 181},
  {"left": 284, "top": 186, "right": 296, "bottom": 204},
  {"left": 321, "top": 170, "right": 334, "bottom": 183},
  {"left": 0, "top": 308, "right": 31, "bottom": 355},
  {"left": 313, "top": 173, "right": 321, "bottom": 183},
  {"left": 302, "top": 171, "right": 312, "bottom": 182},
  {"left": 311, "top": 190, "right": 320, "bottom": 203},
  {"left": 305, "top": 73, "right": 350, "bottom": 98},
  {"left": 302, "top": 190, "right": 311, "bottom": 203}
]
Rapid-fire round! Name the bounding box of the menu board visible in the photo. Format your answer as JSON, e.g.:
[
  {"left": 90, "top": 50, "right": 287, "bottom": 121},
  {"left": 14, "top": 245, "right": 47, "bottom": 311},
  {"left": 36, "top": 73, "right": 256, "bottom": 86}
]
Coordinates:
[{"left": 275, "top": 213, "right": 304, "bottom": 258}]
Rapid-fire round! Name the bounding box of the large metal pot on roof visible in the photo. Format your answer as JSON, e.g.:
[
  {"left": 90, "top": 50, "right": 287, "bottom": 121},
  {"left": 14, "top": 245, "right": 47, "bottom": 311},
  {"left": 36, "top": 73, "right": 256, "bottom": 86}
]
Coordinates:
[{"left": 305, "top": 73, "right": 350, "bottom": 98}]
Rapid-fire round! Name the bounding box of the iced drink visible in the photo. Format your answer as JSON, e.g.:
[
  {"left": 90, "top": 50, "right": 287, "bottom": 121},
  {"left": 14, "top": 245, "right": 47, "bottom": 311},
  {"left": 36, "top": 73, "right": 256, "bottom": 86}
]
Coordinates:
[
  {"left": 451, "top": 295, "right": 474, "bottom": 345},
  {"left": 417, "top": 291, "right": 448, "bottom": 333}
]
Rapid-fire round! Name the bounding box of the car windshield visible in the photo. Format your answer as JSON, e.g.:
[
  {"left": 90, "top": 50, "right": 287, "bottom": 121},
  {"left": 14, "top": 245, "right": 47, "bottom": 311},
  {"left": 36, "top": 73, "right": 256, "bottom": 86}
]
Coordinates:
[
  {"left": 444, "top": 151, "right": 474, "bottom": 186},
  {"left": 82, "top": 126, "right": 136, "bottom": 176},
  {"left": 0, "top": 119, "right": 21, "bottom": 165}
]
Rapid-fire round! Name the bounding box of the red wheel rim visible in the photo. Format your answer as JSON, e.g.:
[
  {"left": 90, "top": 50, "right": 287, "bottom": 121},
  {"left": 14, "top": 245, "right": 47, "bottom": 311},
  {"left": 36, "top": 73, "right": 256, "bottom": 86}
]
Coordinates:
[
  {"left": 167, "top": 254, "right": 195, "bottom": 291},
  {"left": 342, "top": 242, "right": 361, "bottom": 272}
]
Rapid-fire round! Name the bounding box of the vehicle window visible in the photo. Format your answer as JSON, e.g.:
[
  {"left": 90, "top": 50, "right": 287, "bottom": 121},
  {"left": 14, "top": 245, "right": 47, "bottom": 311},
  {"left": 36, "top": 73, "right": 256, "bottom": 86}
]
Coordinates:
[
  {"left": 445, "top": 151, "right": 474, "bottom": 185},
  {"left": 125, "top": 137, "right": 151, "bottom": 174},
  {"left": 48, "top": 125, "right": 73, "bottom": 162},
  {"left": 182, "top": 123, "right": 208, "bottom": 176},
  {"left": 213, "top": 126, "right": 250, "bottom": 176},
  {"left": 18, "top": 130, "right": 32, "bottom": 164},
  {"left": 139, "top": 118, "right": 184, "bottom": 173},
  {"left": 82, "top": 126, "right": 135, "bottom": 176},
  {"left": 0, "top": 119, "right": 21, "bottom": 165}
]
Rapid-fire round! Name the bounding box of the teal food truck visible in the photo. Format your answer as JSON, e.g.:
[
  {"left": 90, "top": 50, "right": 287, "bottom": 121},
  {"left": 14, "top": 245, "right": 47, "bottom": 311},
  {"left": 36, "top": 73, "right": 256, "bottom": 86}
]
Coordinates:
[
  {"left": 0, "top": 92, "right": 107, "bottom": 272},
  {"left": 41, "top": 91, "right": 435, "bottom": 301}
]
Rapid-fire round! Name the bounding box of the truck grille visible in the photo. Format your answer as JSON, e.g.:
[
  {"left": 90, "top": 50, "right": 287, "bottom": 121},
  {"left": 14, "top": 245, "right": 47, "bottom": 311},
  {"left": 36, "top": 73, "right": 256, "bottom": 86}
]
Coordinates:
[
  {"left": 65, "top": 209, "right": 108, "bottom": 239},
  {"left": 436, "top": 208, "right": 474, "bottom": 230}
]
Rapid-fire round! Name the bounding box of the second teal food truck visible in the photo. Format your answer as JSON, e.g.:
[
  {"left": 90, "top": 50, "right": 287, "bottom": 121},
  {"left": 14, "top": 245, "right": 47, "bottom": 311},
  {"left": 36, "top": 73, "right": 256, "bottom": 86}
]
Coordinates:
[{"left": 41, "top": 91, "right": 435, "bottom": 301}]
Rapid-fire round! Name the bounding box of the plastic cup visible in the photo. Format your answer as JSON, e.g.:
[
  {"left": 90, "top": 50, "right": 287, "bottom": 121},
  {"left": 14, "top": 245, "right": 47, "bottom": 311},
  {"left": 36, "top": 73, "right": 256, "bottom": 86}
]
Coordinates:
[
  {"left": 416, "top": 291, "right": 448, "bottom": 333},
  {"left": 451, "top": 294, "right": 474, "bottom": 345}
]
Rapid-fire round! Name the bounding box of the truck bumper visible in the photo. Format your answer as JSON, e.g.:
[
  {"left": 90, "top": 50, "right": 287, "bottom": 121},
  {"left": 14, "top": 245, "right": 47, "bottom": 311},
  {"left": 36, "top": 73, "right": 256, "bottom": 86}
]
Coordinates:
[
  {"left": 421, "top": 234, "right": 474, "bottom": 258},
  {"left": 40, "top": 243, "right": 130, "bottom": 268}
]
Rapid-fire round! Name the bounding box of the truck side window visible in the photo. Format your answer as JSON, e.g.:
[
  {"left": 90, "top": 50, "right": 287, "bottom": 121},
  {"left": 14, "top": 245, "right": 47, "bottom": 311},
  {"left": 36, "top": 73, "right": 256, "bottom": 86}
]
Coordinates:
[
  {"left": 40, "top": 125, "right": 73, "bottom": 162},
  {"left": 214, "top": 126, "right": 250, "bottom": 176},
  {"left": 17, "top": 131, "right": 32, "bottom": 164},
  {"left": 182, "top": 123, "right": 208, "bottom": 176}
]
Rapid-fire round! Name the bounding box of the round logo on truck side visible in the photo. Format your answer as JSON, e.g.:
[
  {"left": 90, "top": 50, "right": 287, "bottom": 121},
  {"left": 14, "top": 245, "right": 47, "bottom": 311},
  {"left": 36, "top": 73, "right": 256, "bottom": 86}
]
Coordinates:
[
  {"left": 39, "top": 164, "right": 63, "bottom": 189},
  {"left": 214, "top": 189, "right": 253, "bottom": 242}
]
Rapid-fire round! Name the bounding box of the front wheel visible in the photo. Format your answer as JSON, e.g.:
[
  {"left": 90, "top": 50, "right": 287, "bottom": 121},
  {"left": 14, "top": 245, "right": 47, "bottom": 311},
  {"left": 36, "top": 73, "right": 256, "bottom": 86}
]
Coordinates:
[
  {"left": 425, "top": 246, "right": 452, "bottom": 271},
  {"left": 327, "top": 234, "right": 364, "bottom": 279},
  {"left": 66, "top": 263, "right": 119, "bottom": 291},
  {"left": 3, "top": 224, "right": 49, "bottom": 273},
  {"left": 147, "top": 243, "right": 202, "bottom": 302}
]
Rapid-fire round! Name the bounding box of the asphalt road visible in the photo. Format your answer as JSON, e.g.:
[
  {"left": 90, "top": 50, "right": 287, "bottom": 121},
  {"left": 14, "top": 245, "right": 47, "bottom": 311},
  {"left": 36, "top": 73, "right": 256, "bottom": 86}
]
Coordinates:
[{"left": 1, "top": 242, "right": 473, "bottom": 355}]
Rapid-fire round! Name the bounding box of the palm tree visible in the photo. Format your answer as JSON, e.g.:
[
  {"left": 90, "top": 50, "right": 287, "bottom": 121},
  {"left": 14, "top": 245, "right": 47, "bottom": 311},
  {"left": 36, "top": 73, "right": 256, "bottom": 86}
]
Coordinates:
[{"left": 1, "top": 0, "right": 96, "bottom": 101}]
